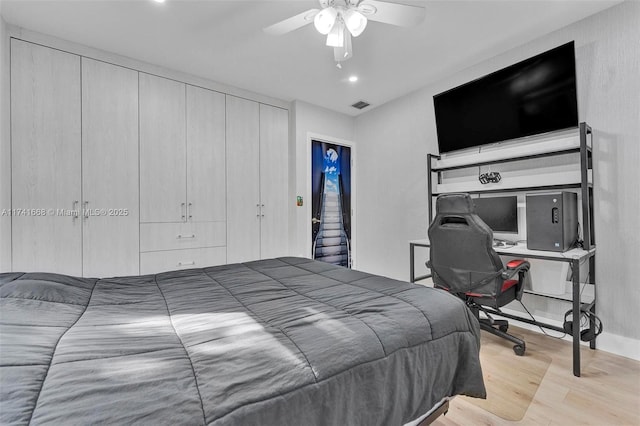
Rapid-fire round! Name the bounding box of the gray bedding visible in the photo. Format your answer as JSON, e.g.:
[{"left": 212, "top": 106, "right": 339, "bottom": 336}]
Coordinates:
[{"left": 0, "top": 257, "right": 485, "bottom": 425}]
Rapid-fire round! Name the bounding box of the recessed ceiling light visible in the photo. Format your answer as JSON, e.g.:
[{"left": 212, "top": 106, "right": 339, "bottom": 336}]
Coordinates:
[
  {"left": 348, "top": 75, "right": 358, "bottom": 83},
  {"left": 153, "top": 0, "right": 166, "bottom": 3}
]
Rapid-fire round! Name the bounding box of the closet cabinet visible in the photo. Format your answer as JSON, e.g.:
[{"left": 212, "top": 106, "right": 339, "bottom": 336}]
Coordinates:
[
  {"left": 11, "top": 39, "right": 82, "bottom": 275},
  {"left": 139, "top": 74, "right": 226, "bottom": 274},
  {"left": 9, "top": 39, "right": 289, "bottom": 276},
  {"left": 186, "top": 85, "right": 227, "bottom": 224},
  {"left": 258, "top": 103, "right": 290, "bottom": 259},
  {"left": 81, "top": 58, "right": 139, "bottom": 277},
  {"left": 10, "top": 40, "right": 139, "bottom": 277},
  {"left": 226, "top": 96, "right": 289, "bottom": 263},
  {"left": 139, "top": 74, "right": 187, "bottom": 223}
]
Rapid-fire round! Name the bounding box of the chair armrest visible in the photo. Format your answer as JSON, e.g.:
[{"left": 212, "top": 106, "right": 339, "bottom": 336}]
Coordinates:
[
  {"left": 506, "top": 259, "right": 528, "bottom": 269},
  {"left": 501, "top": 259, "right": 530, "bottom": 280},
  {"left": 502, "top": 259, "right": 531, "bottom": 301}
]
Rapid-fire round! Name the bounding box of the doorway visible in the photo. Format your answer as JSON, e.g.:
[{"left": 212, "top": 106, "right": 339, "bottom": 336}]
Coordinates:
[{"left": 310, "top": 139, "right": 353, "bottom": 268}]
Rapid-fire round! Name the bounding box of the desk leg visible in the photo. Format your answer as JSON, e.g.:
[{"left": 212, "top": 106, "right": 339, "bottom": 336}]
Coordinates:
[
  {"left": 572, "top": 258, "right": 581, "bottom": 377},
  {"left": 589, "top": 304, "right": 597, "bottom": 350},
  {"left": 589, "top": 254, "right": 597, "bottom": 350},
  {"left": 410, "top": 244, "right": 415, "bottom": 283}
]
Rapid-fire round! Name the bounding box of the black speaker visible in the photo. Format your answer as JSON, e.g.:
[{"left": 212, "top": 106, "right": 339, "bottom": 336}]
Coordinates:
[{"left": 526, "top": 192, "right": 578, "bottom": 252}]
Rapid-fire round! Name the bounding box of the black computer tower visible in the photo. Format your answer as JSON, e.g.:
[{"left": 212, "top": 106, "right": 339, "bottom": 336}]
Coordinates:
[{"left": 526, "top": 192, "right": 578, "bottom": 252}]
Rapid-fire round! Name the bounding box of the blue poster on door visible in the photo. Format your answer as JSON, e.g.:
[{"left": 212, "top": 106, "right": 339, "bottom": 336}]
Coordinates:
[{"left": 311, "top": 140, "right": 351, "bottom": 268}]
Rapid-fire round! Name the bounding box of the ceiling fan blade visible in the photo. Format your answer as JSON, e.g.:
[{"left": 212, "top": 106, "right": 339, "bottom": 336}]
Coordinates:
[
  {"left": 264, "top": 9, "right": 320, "bottom": 35},
  {"left": 359, "top": 0, "right": 425, "bottom": 27}
]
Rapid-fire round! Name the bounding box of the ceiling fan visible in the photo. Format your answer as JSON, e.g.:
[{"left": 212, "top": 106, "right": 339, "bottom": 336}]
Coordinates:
[{"left": 264, "top": 0, "right": 426, "bottom": 65}]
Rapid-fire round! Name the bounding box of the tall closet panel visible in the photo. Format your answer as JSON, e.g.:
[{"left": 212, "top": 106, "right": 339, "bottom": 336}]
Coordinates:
[
  {"left": 226, "top": 95, "right": 261, "bottom": 263},
  {"left": 139, "top": 73, "right": 186, "bottom": 223},
  {"left": 259, "top": 104, "right": 289, "bottom": 259},
  {"left": 11, "top": 39, "right": 82, "bottom": 275},
  {"left": 186, "top": 85, "right": 226, "bottom": 223},
  {"left": 81, "top": 58, "right": 139, "bottom": 277}
]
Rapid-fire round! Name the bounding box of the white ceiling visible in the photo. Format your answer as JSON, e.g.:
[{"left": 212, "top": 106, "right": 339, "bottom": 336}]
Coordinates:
[{"left": 0, "top": 0, "right": 621, "bottom": 116}]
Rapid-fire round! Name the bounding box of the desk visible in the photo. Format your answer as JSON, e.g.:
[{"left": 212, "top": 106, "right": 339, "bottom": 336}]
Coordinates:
[{"left": 409, "top": 238, "right": 596, "bottom": 377}]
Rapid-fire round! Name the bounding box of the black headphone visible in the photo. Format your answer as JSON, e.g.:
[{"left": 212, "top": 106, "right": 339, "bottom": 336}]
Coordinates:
[{"left": 563, "top": 307, "right": 603, "bottom": 342}]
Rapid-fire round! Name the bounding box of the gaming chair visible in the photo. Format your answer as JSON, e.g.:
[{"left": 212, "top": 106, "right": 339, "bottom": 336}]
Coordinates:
[{"left": 427, "top": 193, "right": 530, "bottom": 356}]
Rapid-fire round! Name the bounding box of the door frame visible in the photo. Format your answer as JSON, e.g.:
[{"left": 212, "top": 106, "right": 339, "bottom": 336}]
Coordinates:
[{"left": 306, "top": 132, "right": 356, "bottom": 267}]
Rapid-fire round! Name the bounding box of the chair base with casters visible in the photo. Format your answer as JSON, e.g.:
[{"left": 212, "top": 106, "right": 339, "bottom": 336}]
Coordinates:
[
  {"left": 471, "top": 303, "right": 526, "bottom": 356},
  {"left": 434, "top": 287, "right": 528, "bottom": 356},
  {"left": 460, "top": 267, "right": 528, "bottom": 356}
]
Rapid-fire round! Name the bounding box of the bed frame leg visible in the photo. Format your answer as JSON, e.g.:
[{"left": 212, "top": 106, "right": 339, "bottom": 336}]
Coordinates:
[{"left": 417, "top": 399, "right": 450, "bottom": 426}]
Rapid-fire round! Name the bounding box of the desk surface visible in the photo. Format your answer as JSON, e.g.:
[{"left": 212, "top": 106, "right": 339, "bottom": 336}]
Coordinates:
[{"left": 409, "top": 239, "right": 595, "bottom": 262}]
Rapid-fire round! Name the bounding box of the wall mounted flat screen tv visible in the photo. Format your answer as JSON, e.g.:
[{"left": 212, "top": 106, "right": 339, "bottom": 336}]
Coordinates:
[
  {"left": 434, "top": 41, "right": 578, "bottom": 154},
  {"left": 473, "top": 196, "right": 518, "bottom": 234}
]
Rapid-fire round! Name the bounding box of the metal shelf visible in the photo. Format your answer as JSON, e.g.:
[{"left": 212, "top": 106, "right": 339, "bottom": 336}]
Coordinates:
[
  {"left": 432, "top": 183, "right": 593, "bottom": 197},
  {"left": 425, "top": 122, "right": 597, "bottom": 377},
  {"left": 523, "top": 289, "right": 594, "bottom": 303},
  {"left": 430, "top": 125, "right": 591, "bottom": 172},
  {"left": 431, "top": 147, "right": 583, "bottom": 172},
  {"left": 428, "top": 122, "right": 594, "bottom": 250}
]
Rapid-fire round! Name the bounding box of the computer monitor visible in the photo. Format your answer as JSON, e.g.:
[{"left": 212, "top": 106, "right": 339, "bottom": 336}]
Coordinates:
[{"left": 473, "top": 196, "right": 518, "bottom": 234}]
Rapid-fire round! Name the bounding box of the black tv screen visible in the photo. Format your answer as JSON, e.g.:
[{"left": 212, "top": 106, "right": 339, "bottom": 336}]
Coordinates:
[
  {"left": 473, "top": 196, "right": 518, "bottom": 234},
  {"left": 434, "top": 42, "right": 578, "bottom": 154}
]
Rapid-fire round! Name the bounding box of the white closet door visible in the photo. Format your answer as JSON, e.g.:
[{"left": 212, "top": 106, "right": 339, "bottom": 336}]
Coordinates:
[
  {"left": 186, "top": 85, "right": 226, "bottom": 223},
  {"left": 259, "top": 104, "right": 289, "bottom": 259},
  {"left": 226, "top": 95, "right": 260, "bottom": 263},
  {"left": 139, "top": 73, "right": 186, "bottom": 223},
  {"left": 81, "top": 58, "right": 139, "bottom": 277},
  {"left": 11, "top": 39, "right": 82, "bottom": 275}
]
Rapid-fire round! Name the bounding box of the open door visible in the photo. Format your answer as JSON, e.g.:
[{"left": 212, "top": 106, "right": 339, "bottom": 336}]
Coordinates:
[{"left": 311, "top": 140, "right": 352, "bottom": 267}]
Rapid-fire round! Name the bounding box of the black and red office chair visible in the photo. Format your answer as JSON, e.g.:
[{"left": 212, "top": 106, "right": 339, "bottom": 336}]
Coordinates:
[{"left": 427, "top": 193, "right": 530, "bottom": 356}]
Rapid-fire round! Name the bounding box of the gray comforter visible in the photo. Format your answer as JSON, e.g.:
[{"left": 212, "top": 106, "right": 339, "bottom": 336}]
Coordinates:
[{"left": 0, "top": 257, "right": 485, "bottom": 425}]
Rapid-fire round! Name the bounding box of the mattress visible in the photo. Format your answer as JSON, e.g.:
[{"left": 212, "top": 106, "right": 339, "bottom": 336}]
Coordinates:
[{"left": 0, "top": 257, "right": 485, "bottom": 425}]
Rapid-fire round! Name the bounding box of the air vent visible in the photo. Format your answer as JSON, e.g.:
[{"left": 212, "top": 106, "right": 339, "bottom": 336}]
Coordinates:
[{"left": 351, "top": 100, "right": 370, "bottom": 110}]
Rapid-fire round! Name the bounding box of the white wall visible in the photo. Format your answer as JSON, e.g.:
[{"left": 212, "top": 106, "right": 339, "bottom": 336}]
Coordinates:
[
  {"left": 354, "top": 89, "right": 433, "bottom": 280},
  {"left": 289, "top": 100, "right": 356, "bottom": 259},
  {"left": 354, "top": 1, "right": 640, "bottom": 357},
  {"left": 0, "top": 16, "right": 10, "bottom": 272}
]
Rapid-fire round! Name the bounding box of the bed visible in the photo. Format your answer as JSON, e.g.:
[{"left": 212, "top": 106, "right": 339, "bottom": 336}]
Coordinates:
[{"left": 0, "top": 257, "right": 486, "bottom": 425}]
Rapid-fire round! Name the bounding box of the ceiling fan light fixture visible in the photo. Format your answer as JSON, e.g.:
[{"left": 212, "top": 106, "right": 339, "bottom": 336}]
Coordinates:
[
  {"left": 264, "top": 0, "right": 425, "bottom": 65},
  {"left": 333, "top": 30, "right": 352, "bottom": 62},
  {"left": 326, "top": 20, "right": 345, "bottom": 48},
  {"left": 344, "top": 9, "right": 367, "bottom": 37},
  {"left": 314, "top": 7, "right": 338, "bottom": 35}
]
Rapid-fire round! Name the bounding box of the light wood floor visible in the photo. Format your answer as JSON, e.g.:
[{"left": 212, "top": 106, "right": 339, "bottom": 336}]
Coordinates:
[{"left": 433, "top": 326, "right": 640, "bottom": 426}]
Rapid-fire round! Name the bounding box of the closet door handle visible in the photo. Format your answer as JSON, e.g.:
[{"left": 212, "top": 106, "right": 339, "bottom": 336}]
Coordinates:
[
  {"left": 181, "top": 203, "right": 186, "bottom": 221},
  {"left": 72, "top": 200, "right": 79, "bottom": 221},
  {"left": 177, "top": 261, "right": 195, "bottom": 267},
  {"left": 256, "top": 204, "right": 261, "bottom": 218},
  {"left": 261, "top": 203, "right": 265, "bottom": 217},
  {"left": 188, "top": 202, "right": 193, "bottom": 220},
  {"left": 177, "top": 234, "right": 196, "bottom": 239}
]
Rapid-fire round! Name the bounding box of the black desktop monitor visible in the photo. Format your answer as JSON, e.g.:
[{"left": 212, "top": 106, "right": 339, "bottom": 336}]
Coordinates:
[{"left": 473, "top": 196, "right": 518, "bottom": 233}]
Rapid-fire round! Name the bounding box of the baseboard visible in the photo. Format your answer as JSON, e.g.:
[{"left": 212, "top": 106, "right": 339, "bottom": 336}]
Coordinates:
[
  {"left": 500, "top": 307, "right": 640, "bottom": 362},
  {"left": 595, "top": 332, "right": 640, "bottom": 362}
]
